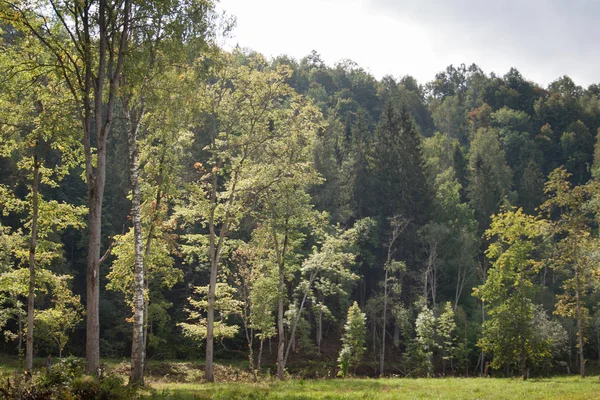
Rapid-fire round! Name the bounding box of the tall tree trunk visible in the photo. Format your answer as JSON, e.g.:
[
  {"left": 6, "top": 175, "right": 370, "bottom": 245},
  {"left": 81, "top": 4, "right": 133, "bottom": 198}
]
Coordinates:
[
  {"left": 141, "top": 158, "right": 165, "bottom": 363},
  {"left": 84, "top": 0, "right": 130, "bottom": 375},
  {"left": 85, "top": 140, "right": 106, "bottom": 375},
  {"left": 54, "top": 337, "right": 62, "bottom": 358},
  {"left": 283, "top": 275, "right": 315, "bottom": 369},
  {"left": 521, "top": 347, "right": 527, "bottom": 380},
  {"left": 380, "top": 266, "right": 388, "bottom": 376},
  {"left": 26, "top": 148, "right": 39, "bottom": 373},
  {"left": 380, "top": 219, "right": 403, "bottom": 376},
  {"left": 127, "top": 109, "right": 145, "bottom": 386},
  {"left": 205, "top": 215, "right": 217, "bottom": 382},
  {"left": 205, "top": 166, "right": 227, "bottom": 382},
  {"left": 575, "top": 270, "right": 585, "bottom": 378},
  {"left": 316, "top": 306, "right": 322, "bottom": 354},
  {"left": 596, "top": 328, "right": 600, "bottom": 367},
  {"left": 276, "top": 257, "right": 286, "bottom": 380},
  {"left": 17, "top": 307, "right": 22, "bottom": 354},
  {"left": 258, "top": 339, "right": 264, "bottom": 372},
  {"left": 275, "top": 225, "right": 289, "bottom": 380}
]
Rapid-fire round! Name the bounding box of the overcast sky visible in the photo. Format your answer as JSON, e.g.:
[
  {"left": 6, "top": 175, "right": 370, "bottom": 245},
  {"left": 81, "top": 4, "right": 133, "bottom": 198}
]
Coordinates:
[{"left": 217, "top": 0, "right": 600, "bottom": 88}]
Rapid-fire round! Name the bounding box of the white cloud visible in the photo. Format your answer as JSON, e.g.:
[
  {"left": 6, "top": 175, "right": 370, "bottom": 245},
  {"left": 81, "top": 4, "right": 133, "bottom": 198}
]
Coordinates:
[{"left": 217, "top": 0, "right": 600, "bottom": 87}]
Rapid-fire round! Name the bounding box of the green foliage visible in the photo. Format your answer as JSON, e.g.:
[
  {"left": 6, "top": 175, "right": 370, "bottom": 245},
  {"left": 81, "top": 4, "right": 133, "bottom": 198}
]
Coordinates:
[
  {"left": 467, "top": 128, "right": 513, "bottom": 231},
  {"left": 337, "top": 302, "right": 366, "bottom": 377},
  {"left": 437, "top": 302, "right": 457, "bottom": 371},
  {"left": 475, "top": 208, "right": 555, "bottom": 375},
  {"left": 5, "top": 11, "right": 600, "bottom": 377},
  {"left": 0, "top": 357, "right": 137, "bottom": 400},
  {"left": 404, "top": 303, "right": 436, "bottom": 377},
  {"left": 179, "top": 283, "right": 243, "bottom": 342},
  {"left": 0, "top": 269, "right": 81, "bottom": 350},
  {"left": 249, "top": 275, "right": 278, "bottom": 341}
]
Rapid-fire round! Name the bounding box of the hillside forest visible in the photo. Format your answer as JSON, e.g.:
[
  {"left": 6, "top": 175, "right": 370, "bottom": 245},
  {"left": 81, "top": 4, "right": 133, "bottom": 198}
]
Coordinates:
[{"left": 3, "top": 0, "right": 600, "bottom": 386}]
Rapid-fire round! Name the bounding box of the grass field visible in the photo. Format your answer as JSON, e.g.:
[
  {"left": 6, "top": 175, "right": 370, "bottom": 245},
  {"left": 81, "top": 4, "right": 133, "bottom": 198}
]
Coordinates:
[
  {"left": 2, "top": 357, "right": 599, "bottom": 399},
  {"left": 144, "top": 376, "right": 600, "bottom": 399}
]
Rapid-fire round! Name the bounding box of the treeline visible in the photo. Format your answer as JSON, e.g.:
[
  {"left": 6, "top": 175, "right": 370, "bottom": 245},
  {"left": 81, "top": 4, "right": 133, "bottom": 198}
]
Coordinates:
[{"left": 1, "top": 0, "right": 600, "bottom": 384}]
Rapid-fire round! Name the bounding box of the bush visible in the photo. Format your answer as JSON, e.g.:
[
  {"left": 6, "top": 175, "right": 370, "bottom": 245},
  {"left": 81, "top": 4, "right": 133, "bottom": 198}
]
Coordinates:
[
  {"left": 0, "top": 357, "right": 138, "bottom": 400},
  {"left": 71, "top": 375, "right": 101, "bottom": 399}
]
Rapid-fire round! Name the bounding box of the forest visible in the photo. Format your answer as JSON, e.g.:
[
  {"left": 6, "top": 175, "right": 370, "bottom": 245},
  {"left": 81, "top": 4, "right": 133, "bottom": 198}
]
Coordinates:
[{"left": 2, "top": 0, "right": 600, "bottom": 398}]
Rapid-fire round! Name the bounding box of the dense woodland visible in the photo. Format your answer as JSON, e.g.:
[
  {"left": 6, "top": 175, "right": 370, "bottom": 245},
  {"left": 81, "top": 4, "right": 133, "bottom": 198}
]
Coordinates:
[{"left": 2, "top": 0, "right": 600, "bottom": 387}]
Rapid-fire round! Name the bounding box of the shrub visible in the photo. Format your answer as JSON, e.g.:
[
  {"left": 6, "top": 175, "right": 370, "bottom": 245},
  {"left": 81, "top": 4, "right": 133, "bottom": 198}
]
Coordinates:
[{"left": 0, "top": 357, "right": 138, "bottom": 400}]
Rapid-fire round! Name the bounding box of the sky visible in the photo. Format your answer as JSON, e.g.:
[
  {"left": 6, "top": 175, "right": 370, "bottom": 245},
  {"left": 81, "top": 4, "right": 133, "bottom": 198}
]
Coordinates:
[{"left": 217, "top": 0, "right": 600, "bottom": 88}]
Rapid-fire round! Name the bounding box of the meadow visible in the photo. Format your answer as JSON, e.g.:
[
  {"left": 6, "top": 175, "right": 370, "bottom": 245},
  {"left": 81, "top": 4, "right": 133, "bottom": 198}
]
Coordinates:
[
  {"left": 2, "top": 358, "right": 599, "bottom": 399},
  {"left": 144, "top": 376, "right": 600, "bottom": 399}
]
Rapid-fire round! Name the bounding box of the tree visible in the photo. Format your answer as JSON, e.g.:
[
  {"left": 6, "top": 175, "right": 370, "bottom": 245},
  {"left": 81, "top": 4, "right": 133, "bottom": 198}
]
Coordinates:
[
  {"left": 1, "top": 0, "right": 133, "bottom": 373},
  {"left": 179, "top": 283, "right": 243, "bottom": 343},
  {"left": 117, "top": 1, "right": 220, "bottom": 384},
  {"left": 372, "top": 103, "right": 431, "bottom": 301},
  {"left": 0, "top": 33, "right": 83, "bottom": 371},
  {"left": 380, "top": 216, "right": 407, "bottom": 376},
  {"left": 591, "top": 128, "right": 600, "bottom": 181},
  {"left": 437, "top": 301, "right": 457, "bottom": 375},
  {"left": 277, "top": 220, "right": 369, "bottom": 379},
  {"left": 249, "top": 273, "right": 278, "bottom": 372},
  {"left": 540, "top": 168, "right": 599, "bottom": 377},
  {"left": 177, "top": 54, "right": 324, "bottom": 381},
  {"left": 422, "top": 136, "right": 478, "bottom": 308},
  {"left": 405, "top": 302, "right": 436, "bottom": 377},
  {"left": 373, "top": 102, "right": 430, "bottom": 225},
  {"left": 0, "top": 0, "right": 222, "bottom": 375},
  {"left": 415, "top": 303, "right": 436, "bottom": 374},
  {"left": 337, "top": 301, "right": 366, "bottom": 377},
  {"left": 34, "top": 275, "right": 83, "bottom": 358},
  {"left": 0, "top": 269, "right": 82, "bottom": 359},
  {"left": 474, "top": 208, "right": 549, "bottom": 379},
  {"left": 467, "top": 128, "right": 513, "bottom": 233}
]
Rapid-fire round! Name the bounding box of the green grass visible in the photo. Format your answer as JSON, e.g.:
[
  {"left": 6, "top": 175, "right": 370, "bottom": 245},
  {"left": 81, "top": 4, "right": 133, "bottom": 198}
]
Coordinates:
[
  {"left": 144, "top": 376, "right": 600, "bottom": 399},
  {"left": 2, "top": 357, "right": 599, "bottom": 399}
]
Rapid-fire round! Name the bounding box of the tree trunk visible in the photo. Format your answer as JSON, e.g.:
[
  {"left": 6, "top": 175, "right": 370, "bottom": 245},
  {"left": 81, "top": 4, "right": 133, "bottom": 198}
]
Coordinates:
[
  {"left": 205, "top": 226, "right": 217, "bottom": 382},
  {"left": 26, "top": 148, "right": 40, "bottom": 373},
  {"left": 316, "top": 307, "right": 322, "bottom": 354},
  {"left": 480, "top": 299, "right": 485, "bottom": 376},
  {"left": 393, "top": 324, "right": 400, "bottom": 348},
  {"left": 85, "top": 141, "right": 106, "bottom": 375},
  {"left": 276, "top": 226, "right": 289, "bottom": 380},
  {"left": 54, "top": 337, "right": 62, "bottom": 359},
  {"left": 248, "top": 339, "right": 254, "bottom": 377},
  {"left": 17, "top": 309, "right": 22, "bottom": 354},
  {"left": 258, "top": 339, "right": 264, "bottom": 372},
  {"left": 142, "top": 280, "right": 149, "bottom": 367},
  {"left": 380, "top": 267, "right": 388, "bottom": 376},
  {"left": 141, "top": 161, "right": 164, "bottom": 365},
  {"left": 128, "top": 109, "right": 145, "bottom": 386},
  {"left": 575, "top": 270, "right": 585, "bottom": 378},
  {"left": 423, "top": 265, "right": 429, "bottom": 303},
  {"left": 283, "top": 279, "right": 314, "bottom": 369},
  {"left": 596, "top": 328, "right": 600, "bottom": 367},
  {"left": 379, "top": 220, "right": 403, "bottom": 376},
  {"left": 84, "top": 0, "right": 130, "bottom": 375},
  {"left": 204, "top": 150, "right": 230, "bottom": 382},
  {"left": 277, "top": 264, "right": 286, "bottom": 380}
]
